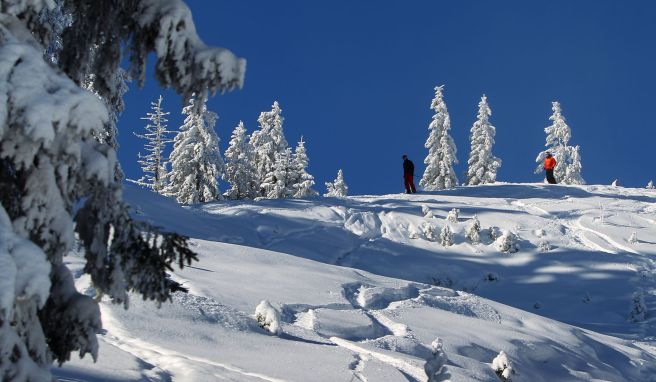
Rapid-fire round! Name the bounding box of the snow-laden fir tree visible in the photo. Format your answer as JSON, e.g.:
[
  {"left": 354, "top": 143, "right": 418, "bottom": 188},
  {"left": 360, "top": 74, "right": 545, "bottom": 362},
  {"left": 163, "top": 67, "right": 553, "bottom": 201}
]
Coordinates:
[
  {"left": 440, "top": 225, "right": 454, "bottom": 247},
  {"left": 647, "top": 180, "right": 654, "bottom": 189},
  {"left": 425, "top": 338, "right": 451, "bottom": 382},
  {"left": 535, "top": 102, "right": 585, "bottom": 184},
  {"left": 421, "top": 221, "right": 437, "bottom": 241},
  {"left": 261, "top": 148, "right": 294, "bottom": 199},
  {"left": 134, "top": 95, "right": 172, "bottom": 193},
  {"left": 466, "top": 94, "right": 501, "bottom": 185},
  {"left": 250, "top": 101, "right": 289, "bottom": 196},
  {"left": 629, "top": 231, "right": 638, "bottom": 245},
  {"left": 446, "top": 208, "right": 459, "bottom": 223},
  {"left": 496, "top": 231, "right": 519, "bottom": 253},
  {"left": 255, "top": 300, "right": 282, "bottom": 335},
  {"left": 166, "top": 96, "right": 224, "bottom": 204},
  {"left": 422, "top": 204, "right": 435, "bottom": 219},
  {"left": 465, "top": 215, "right": 481, "bottom": 244},
  {"left": 224, "top": 121, "right": 258, "bottom": 199},
  {"left": 290, "top": 137, "right": 319, "bottom": 198},
  {"left": 325, "top": 169, "right": 349, "bottom": 197},
  {"left": 0, "top": 1, "right": 244, "bottom": 379},
  {"left": 420, "top": 85, "right": 459, "bottom": 190},
  {"left": 492, "top": 351, "right": 516, "bottom": 381}
]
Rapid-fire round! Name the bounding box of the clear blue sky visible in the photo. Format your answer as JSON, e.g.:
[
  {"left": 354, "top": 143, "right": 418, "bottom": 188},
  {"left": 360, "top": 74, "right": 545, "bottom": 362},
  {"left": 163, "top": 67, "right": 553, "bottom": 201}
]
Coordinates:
[{"left": 118, "top": 0, "right": 656, "bottom": 195}]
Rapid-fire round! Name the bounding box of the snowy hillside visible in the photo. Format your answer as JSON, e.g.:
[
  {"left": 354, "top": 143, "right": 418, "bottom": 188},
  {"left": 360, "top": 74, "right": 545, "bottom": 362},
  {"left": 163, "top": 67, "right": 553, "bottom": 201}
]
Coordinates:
[{"left": 54, "top": 183, "right": 656, "bottom": 381}]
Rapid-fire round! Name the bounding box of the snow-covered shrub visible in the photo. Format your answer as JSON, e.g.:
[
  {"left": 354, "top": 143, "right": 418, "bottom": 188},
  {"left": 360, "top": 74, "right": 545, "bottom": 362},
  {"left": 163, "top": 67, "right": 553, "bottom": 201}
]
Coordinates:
[
  {"left": 0, "top": 1, "right": 242, "bottom": 377},
  {"left": 647, "top": 180, "right": 655, "bottom": 189},
  {"left": 420, "top": 85, "right": 459, "bottom": 190},
  {"left": 421, "top": 221, "right": 437, "bottom": 241},
  {"left": 628, "top": 231, "right": 638, "bottom": 245},
  {"left": 496, "top": 231, "right": 519, "bottom": 253},
  {"left": 611, "top": 179, "right": 619, "bottom": 187},
  {"left": 408, "top": 225, "right": 420, "bottom": 240},
  {"left": 629, "top": 292, "right": 647, "bottom": 322},
  {"left": 534, "top": 228, "right": 546, "bottom": 238},
  {"left": 488, "top": 227, "right": 501, "bottom": 242},
  {"left": 325, "top": 169, "right": 349, "bottom": 197},
  {"left": 466, "top": 94, "right": 501, "bottom": 185},
  {"left": 422, "top": 204, "right": 434, "bottom": 219},
  {"left": 425, "top": 338, "right": 451, "bottom": 382},
  {"left": 538, "top": 240, "right": 551, "bottom": 252},
  {"left": 491, "top": 351, "right": 516, "bottom": 381},
  {"left": 440, "top": 225, "right": 454, "bottom": 247},
  {"left": 465, "top": 216, "right": 481, "bottom": 244},
  {"left": 255, "top": 300, "right": 281, "bottom": 335},
  {"left": 446, "top": 208, "right": 459, "bottom": 223}
]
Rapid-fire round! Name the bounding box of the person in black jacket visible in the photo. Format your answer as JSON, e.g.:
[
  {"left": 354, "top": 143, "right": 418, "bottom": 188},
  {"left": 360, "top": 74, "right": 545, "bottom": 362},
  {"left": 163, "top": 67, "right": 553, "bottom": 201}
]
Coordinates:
[{"left": 402, "top": 155, "right": 417, "bottom": 194}]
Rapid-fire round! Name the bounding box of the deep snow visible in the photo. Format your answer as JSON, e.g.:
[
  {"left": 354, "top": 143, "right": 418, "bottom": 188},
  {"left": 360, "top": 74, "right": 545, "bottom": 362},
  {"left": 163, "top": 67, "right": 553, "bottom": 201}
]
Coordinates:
[{"left": 54, "top": 183, "right": 656, "bottom": 381}]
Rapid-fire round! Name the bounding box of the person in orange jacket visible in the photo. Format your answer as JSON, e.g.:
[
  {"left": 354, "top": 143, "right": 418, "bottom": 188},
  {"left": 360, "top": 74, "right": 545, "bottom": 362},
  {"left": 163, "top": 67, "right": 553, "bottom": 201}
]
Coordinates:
[{"left": 544, "top": 152, "right": 557, "bottom": 184}]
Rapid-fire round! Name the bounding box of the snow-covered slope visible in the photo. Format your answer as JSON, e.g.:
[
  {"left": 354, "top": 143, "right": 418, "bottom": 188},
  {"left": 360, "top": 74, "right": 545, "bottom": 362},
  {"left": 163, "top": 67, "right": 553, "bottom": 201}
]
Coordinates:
[{"left": 54, "top": 183, "right": 656, "bottom": 381}]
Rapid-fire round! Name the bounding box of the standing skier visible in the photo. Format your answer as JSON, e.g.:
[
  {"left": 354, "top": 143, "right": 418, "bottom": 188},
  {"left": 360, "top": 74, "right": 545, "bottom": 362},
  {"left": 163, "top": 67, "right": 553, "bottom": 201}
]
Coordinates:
[
  {"left": 544, "top": 152, "right": 557, "bottom": 184},
  {"left": 403, "top": 155, "right": 417, "bottom": 194}
]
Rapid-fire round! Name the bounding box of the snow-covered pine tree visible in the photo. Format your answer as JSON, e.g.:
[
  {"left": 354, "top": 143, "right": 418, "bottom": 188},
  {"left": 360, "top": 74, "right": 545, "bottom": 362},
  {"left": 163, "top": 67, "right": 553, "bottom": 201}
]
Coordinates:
[
  {"left": 166, "top": 96, "right": 225, "bottom": 204},
  {"left": 224, "top": 121, "right": 258, "bottom": 199},
  {"left": 562, "top": 145, "right": 584, "bottom": 185},
  {"left": 250, "top": 101, "right": 289, "bottom": 196},
  {"left": 290, "top": 137, "right": 319, "bottom": 198},
  {"left": 466, "top": 94, "right": 501, "bottom": 185},
  {"left": 535, "top": 102, "right": 585, "bottom": 184},
  {"left": 0, "top": 1, "right": 244, "bottom": 379},
  {"left": 325, "top": 169, "right": 349, "bottom": 197},
  {"left": 420, "top": 85, "right": 459, "bottom": 190},
  {"left": 646, "top": 180, "right": 654, "bottom": 189},
  {"left": 465, "top": 215, "right": 482, "bottom": 244},
  {"left": 134, "top": 95, "right": 172, "bottom": 193},
  {"left": 261, "top": 148, "right": 294, "bottom": 199},
  {"left": 440, "top": 225, "right": 454, "bottom": 247}
]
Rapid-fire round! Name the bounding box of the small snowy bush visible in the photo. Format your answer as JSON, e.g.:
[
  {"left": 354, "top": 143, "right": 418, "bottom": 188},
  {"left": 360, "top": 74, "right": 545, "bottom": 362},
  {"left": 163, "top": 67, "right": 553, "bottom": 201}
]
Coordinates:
[
  {"left": 611, "top": 179, "right": 619, "bottom": 187},
  {"left": 629, "top": 292, "right": 647, "bottom": 322},
  {"left": 422, "top": 204, "right": 434, "bottom": 219},
  {"left": 496, "top": 231, "right": 519, "bottom": 253},
  {"left": 425, "top": 338, "right": 451, "bottom": 382},
  {"left": 491, "top": 351, "right": 516, "bottom": 381},
  {"left": 628, "top": 231, "right": 638, "bottom": 245},
  {"left": 408, "top": 225, "right": 420, "bottom": 240},
  {"left": 465, "top": 216, "right": 481, "bottom": 244},
  {"left": 488, "top": 227, "right": 501, "bottom": 242},
  {"left": 255, "top": 300, "right": 281, "bottom": 335},
  {"left": 647, "top": 180, "right": 655, "bottom": 190},
  {"left": 440, "top": 225, "right": 454, "bottom": 247},
  {"left": 446, "top": 208, "right": 459, "bottom": 223},
  {"left": 421, "top": 221, "right": 437, "bottom": 241},
  {"left": 538, "top": 240, "right": 551, "bottom": 252}
]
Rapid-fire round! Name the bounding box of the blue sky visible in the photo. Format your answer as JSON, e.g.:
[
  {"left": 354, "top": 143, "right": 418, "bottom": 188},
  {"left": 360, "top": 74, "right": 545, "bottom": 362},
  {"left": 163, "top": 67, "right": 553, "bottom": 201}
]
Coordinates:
[{"left": 118, "top": 0, "right": 656, "bottom": 195}]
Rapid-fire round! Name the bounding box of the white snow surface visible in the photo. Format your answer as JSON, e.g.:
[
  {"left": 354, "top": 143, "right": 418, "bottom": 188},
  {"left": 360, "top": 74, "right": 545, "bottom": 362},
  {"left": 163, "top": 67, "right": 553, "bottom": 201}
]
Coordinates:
[{"left": 53, "top": 183, "right": 656, "bottom": 381}]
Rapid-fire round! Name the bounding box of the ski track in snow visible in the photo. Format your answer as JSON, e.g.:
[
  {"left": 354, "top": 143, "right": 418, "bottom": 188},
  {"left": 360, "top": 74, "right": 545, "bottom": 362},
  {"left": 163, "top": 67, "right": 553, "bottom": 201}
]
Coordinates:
[
  {"left": 100, "top": 307, "right": 286, "bottom": 382},
  {"left": 330, "top": 337, "right": 426, "bottom": 382},
  {"left": 574, "top": 217, "right": 639, "bottom": 254}
]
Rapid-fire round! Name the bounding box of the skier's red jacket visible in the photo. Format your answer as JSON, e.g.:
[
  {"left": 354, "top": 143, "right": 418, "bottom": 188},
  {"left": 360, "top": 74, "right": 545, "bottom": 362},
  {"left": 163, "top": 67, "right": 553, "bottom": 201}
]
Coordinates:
[{"left": 544, "top": 156, "right": 556, "bottom": 170}]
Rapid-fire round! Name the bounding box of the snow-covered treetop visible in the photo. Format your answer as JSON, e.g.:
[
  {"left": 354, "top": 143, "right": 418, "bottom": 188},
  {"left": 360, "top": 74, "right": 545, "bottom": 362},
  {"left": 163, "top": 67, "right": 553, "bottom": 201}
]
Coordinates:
[
  {"left": 325, "top": 169, "right": 348, "bottom": 197},
  {"left": 545, "top": 101, "right": 571, "bottom": 148},
  {"left": 253, "top": 101, "right": 288, "bottom": 149}
]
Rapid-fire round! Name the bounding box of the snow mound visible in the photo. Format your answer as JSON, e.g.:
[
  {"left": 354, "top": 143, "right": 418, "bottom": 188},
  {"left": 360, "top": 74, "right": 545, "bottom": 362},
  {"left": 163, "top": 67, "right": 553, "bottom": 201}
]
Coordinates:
[{"left": 344, "top": 211, "right": 381, "bottom": 239}]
